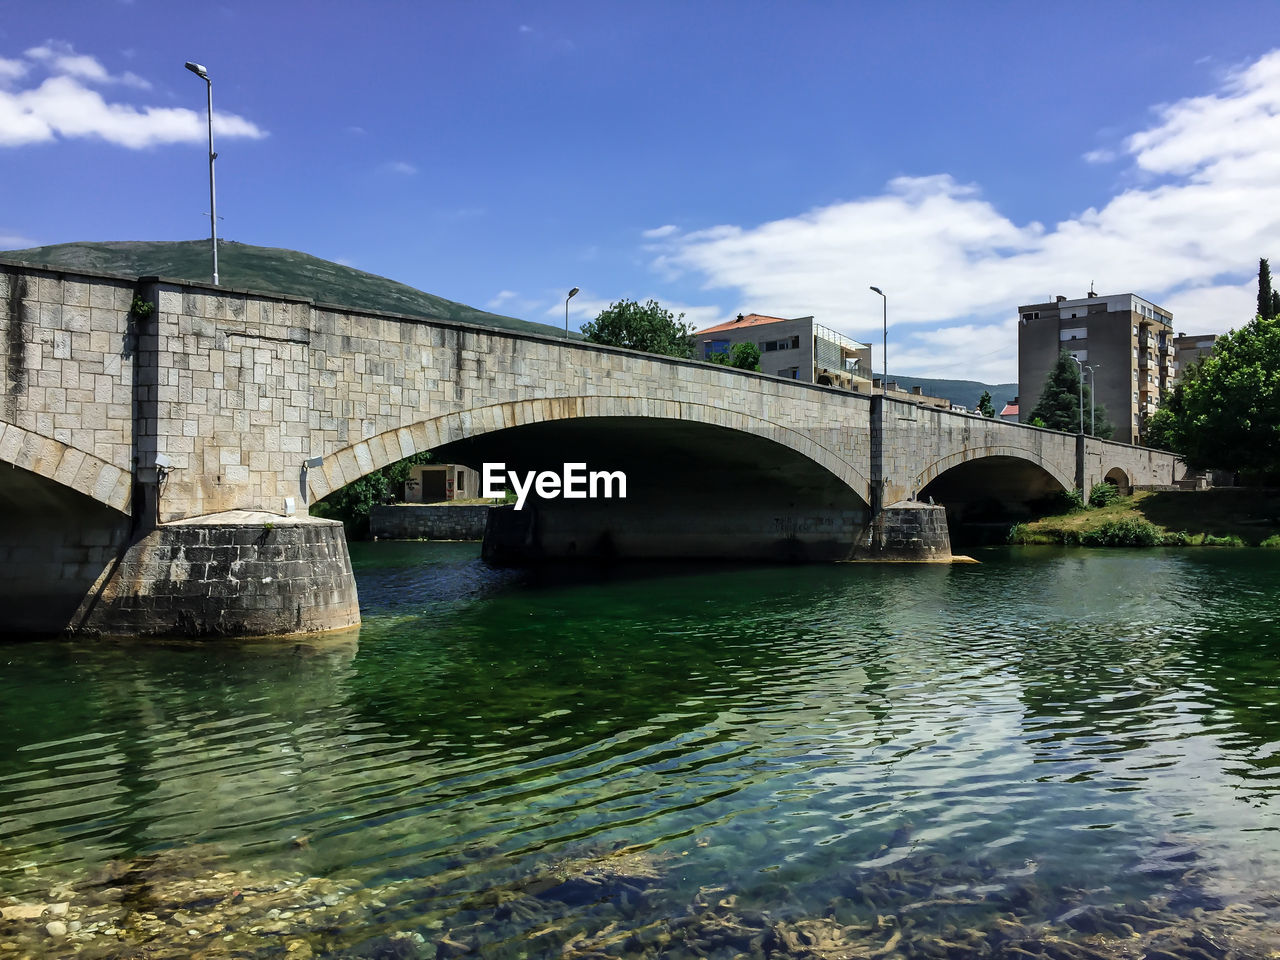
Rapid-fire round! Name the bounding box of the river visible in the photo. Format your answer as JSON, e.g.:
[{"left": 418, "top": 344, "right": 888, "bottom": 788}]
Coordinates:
[{"left": 1, "top": 544, "right": 1279, "bottom": 958}]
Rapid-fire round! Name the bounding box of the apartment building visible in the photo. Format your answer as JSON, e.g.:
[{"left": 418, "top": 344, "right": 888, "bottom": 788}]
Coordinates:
[
  {"left": 1172, "top": 333, "right": 1218, "bottom": 384},
  {"left": 1017, "top": 291, "right": 1174, "bottom": 444},
  {"left": 694, "top": 314, "right": 874, "bottom": 389}
]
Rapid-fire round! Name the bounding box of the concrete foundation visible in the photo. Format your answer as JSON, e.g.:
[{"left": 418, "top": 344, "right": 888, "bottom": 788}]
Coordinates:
[
  {"left": 370, "top": 503, "right": 492, "bottom": 541},
  {"left": 73, "top": 512, "right": 360, "bottom": 638},
  {"left": 852, "top": 502, "right": 953, "bottom": 561}
]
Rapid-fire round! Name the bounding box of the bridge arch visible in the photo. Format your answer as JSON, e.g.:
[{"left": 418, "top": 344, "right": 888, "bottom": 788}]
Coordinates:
[
  {"left": 0, "top": 423, "right": 131, "bottom": 513},
  {"left": 1103, "top": 467, "right": 1132, "bottom": 495},
  {"left": 307, "top": 395, "right": 872, "bottom": 506},
  {"left": 913, "top": 444, "right": 1075, "bottom": 498}
]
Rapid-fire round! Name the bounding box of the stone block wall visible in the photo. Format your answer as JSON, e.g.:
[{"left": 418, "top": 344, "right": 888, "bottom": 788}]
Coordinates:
[
  {"left": 143, "top": 280, "right": 315, "bottom": 521},
  {"left": 76, "top": 515, "right": 359, "bottom": 638},
  {"left": 369, "top": 504, "right": 492, "bottom": 540},
  {"left": 0, "top": 264, "right": 137, "bottom": 510}
]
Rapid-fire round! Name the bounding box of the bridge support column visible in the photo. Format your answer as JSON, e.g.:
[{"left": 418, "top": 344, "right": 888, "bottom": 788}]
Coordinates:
[
  {"left": 71, "top": 512, "right": 360, "bottom": 638},
  {"left": 869, "top": 394, "right": 885, "bottom": 515},
  {"left": 852, "top": 501, "right": 953, "bottom": 561}
]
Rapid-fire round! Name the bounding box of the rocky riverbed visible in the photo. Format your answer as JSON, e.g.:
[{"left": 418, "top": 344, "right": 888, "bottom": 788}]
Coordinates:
[{"left": 2, "top": 836, "right": 1279, "bottom": 959}]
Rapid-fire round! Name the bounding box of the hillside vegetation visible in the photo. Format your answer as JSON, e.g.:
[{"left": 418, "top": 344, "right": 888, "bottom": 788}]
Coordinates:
[
  {"left": 0, "top": 239, "right": 571, "bottom": 339},
  {"left": 889, "top": 375, "right": 1019, "bottom": 412}
]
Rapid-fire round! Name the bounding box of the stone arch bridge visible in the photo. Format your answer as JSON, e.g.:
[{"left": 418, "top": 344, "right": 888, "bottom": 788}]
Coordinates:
[{"left": 0, "top": 262, "right": 1183, "bottom": 637}]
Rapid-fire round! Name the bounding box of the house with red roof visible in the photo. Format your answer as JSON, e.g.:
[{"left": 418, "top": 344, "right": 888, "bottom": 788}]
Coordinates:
[{"left": 693, "top": 313, "right": 873, "bottom": 390}]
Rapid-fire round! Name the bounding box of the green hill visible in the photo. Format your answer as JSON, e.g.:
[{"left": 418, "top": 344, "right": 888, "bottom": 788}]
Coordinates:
[
  {"left": 0, "top": 239, "right": 572, "bottom": 339},
  {"left": 889, "top": 375, "right": 1019, "bottom": 413}
]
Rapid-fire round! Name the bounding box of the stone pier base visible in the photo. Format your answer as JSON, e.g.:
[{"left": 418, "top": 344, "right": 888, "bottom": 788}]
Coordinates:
[
  {"left": 852, "top": 502, "right": 953, "bottom": 561},
  {"left": 73, "top": 511, "right": 360, "bottom": 638}
]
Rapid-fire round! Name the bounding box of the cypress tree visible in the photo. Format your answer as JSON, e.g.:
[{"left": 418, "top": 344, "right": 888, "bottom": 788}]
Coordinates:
[{"left": 1259, "top": 258, "right": 1275, "bottom": 320}]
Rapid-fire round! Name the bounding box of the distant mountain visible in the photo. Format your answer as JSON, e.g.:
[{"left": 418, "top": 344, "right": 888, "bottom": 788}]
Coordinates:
[
  {"left": 0, "top": 239, "right": 572, "bottom": 339},
  {"left": 888, "top": 375, "right": 1019, "bottom": 412}
]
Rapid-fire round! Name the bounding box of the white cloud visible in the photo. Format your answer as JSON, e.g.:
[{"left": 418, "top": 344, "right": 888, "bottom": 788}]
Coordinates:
[
  {"left": 1083, "top": 147, "right": 1115, "bottom": 164},
  {"left": 642, "top": 224, "right": 679, "bottom": 239},
  {"left": 0, "top": 58, "right": 28, "bottom": 83},
  {"left": 384, "top": 160, "right": 417, "bottom": 175},
  {"left": 1161, "top": 280, "right": 1257, "bottom": 336},
  {"left": 648, "top": 49, "right": 1280, "bottom": 381},
  {"left": 0, "top": 43, "right": 266, "bottom": 148},
  {"left": 25, "top": 41, "right": 150, "bottom": 89},
  {"left": 488, "top": 289, "right": 518, "bottom": 307}
]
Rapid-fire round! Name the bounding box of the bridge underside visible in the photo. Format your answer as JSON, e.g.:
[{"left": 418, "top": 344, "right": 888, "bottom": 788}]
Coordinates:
[
  {"left": 919, "top": 455, "right": 1067, "bottom": 545},
  {"left": 0, "top": 467, "right": 131, "bottom": 636},
  {"left": 433, "top": 417, "right": 870, "bottom": 563}
]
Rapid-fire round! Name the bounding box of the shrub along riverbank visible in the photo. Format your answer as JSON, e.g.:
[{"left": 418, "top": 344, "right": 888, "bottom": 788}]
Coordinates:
[{"left": 1008, "top": 487, "right": 1280, "bottom": 547}]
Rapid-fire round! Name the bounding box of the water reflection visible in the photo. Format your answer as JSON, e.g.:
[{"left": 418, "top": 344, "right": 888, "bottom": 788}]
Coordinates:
[{"left": 1, "top": 545, "right": 1279, "bottom": 958}]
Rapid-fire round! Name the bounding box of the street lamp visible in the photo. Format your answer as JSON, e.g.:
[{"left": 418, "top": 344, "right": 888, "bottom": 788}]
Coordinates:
[
  {"left": 184, "top": 61, "right": 218, "bottom": 285},
  {"left": 1067, "top": 355, "right": 1085, "bottom": 434},
  {"left": 869, "top": 286, "right": 886, "bottom": 393},
  {"left": 565, "top": 286, "right": 579, "bottom": 337}
]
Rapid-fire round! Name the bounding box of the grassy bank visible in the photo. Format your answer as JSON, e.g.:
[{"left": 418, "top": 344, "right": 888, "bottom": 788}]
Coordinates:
[{"left": 1009, "top": 488, "right": 1280, "bottom": 547}]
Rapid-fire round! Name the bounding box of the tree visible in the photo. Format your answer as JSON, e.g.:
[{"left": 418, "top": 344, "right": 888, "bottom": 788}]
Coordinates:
[
  {"left": 1027, "top": 351, "right": 1113, "bottom": 438},
  {"left": 580, "top": 298, "right": 694, "bottom": 359},
  {"left": 310, "top": 451, "right": 433, "bottom": 539},
  {"left": 977, "top": 391, "right": 995, "bottom": 418},
  {"left": 1156, "top": 312, "right": 1280, "bottom": 474},
  {"left": 708, "top": 341, "right": 762, "bottom": 371},
  {"left": 1260, "top": 258, "right": 1276, "bottom": 320}
]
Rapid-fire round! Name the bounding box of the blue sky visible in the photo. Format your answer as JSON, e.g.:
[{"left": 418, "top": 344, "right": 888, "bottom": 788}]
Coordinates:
[{"left": 2, "top": 2, "right": 1278, "bottom": 382}]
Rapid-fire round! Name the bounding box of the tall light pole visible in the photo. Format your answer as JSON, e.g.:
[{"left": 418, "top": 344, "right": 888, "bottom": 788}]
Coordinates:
[
  {"left": 185, "top": 61, "right": 218, "bottom": 285},
  {"left": 565, "top": 287, "right": 579, "bottom": 337},
  {"left": 1068, "top": 355, "right": 1085, "bottom": 434},
  {"left": 869, "top": 286, "right": 886, "bottom": 393}
]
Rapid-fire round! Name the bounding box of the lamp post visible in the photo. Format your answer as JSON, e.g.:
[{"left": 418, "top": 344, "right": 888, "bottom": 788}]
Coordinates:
[
  {"left": 565, "top": 286, "right": 579, "bottom": 337},
  {"left": 869, "top": 286, "right": 886, "bottom": 393},
  {"left": 184, "top": 61, "right": 218, "bottom": 285},
  {"left": 1068, "top": 355, "right": 1085, "bottom": 434}
]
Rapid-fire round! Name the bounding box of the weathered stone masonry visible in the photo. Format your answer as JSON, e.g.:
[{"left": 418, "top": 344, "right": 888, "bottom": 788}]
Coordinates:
[{"left": 0, "top": 261, "right": 1187, "bottom": 637}]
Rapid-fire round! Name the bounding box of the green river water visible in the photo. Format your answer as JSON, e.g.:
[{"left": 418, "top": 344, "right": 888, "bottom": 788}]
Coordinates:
[{"left": 2, "top": 544, "right": 1280, "bottom": 958}]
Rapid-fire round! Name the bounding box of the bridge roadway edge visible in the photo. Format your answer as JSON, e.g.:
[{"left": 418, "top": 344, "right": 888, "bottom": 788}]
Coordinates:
[{"left": 0, "top": 262, "right": 1187, "bottom": 638}]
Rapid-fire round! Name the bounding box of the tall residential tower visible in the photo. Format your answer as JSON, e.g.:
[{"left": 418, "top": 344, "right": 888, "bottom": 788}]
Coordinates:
[{"left": 1017, "top": 291, "right": 1174, "bottom": 444}]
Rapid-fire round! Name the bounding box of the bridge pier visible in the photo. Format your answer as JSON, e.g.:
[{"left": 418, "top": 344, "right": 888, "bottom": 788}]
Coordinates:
[
  {"left": 71, "top": 512, "right": 360, "bottom": 639},
  {"left": 852, "top": 501, "right": 953, "bottom": 561}
]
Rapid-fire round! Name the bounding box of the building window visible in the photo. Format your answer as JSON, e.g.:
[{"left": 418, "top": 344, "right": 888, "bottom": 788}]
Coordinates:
[
  {"left": 758, "top": 336, "right": 802, "bottom": 352},
  {"left": 704, "top": 339, "right": 730, "bottom": 359}
]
